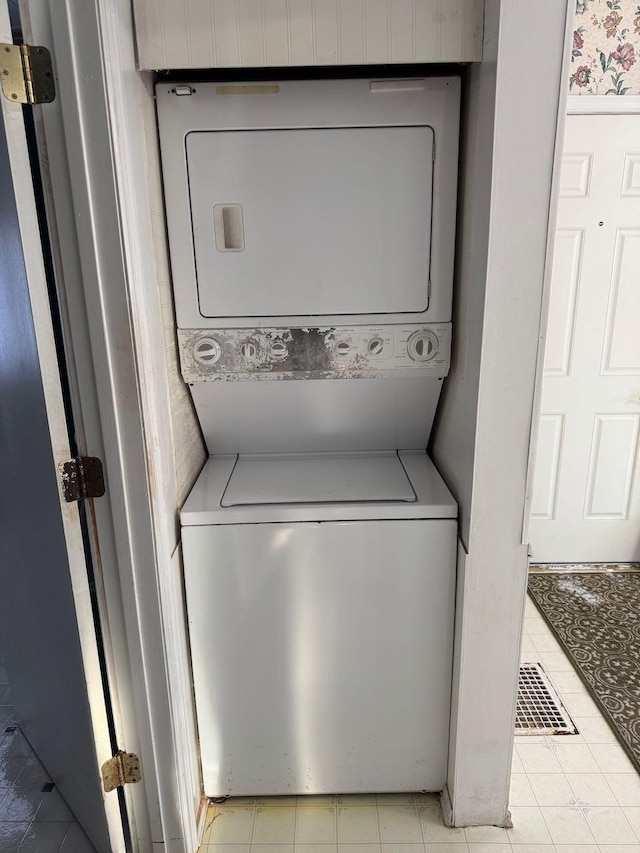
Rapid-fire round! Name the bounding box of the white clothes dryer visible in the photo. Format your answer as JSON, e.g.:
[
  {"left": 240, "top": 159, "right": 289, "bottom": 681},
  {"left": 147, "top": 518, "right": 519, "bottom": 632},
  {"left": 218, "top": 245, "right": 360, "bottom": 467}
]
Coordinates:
[{"left": 156, "top": 76, "right": 460, "bottom": 330}]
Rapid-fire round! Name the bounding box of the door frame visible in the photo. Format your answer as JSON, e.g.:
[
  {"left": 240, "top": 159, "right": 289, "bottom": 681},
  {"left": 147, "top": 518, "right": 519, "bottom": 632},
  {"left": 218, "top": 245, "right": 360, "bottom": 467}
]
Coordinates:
[
  {"left": 21, "top": 0, "right": 575, "bottom": 840},
  {"left": 521, "top": 16, "right": 574, "bottom": 551},
  {"left": 1, "top": 3, "right": 128, "bottom": 851},
  {"left": 19, "top": 0, "right": 202, "bottom": 850}
]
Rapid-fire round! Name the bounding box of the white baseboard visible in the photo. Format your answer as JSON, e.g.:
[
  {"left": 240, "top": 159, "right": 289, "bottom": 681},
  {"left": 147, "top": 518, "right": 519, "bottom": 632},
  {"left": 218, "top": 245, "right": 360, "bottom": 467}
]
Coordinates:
[
  {"left": 441, "top": 784, "right": 514, "bottom": 828},
  {"left": 440, "top": 786, "right": 454, "bottom": 827}
]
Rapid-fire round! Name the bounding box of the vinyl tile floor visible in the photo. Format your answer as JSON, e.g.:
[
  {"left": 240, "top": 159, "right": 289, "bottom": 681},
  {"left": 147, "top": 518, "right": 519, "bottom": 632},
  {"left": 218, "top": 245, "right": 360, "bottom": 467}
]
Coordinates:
[
  {"left": 197, "top": 595, "right": 640, "bottom": 853},
  {"left": 0, "top": 654, "right": 96, "bottom": 853}
]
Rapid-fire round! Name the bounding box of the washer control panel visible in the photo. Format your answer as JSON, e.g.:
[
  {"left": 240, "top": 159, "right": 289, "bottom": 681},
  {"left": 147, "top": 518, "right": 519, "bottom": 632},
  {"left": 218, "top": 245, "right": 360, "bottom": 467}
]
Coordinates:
[{"left": 179, "top": 324, "right": 451, "bottom": 382}]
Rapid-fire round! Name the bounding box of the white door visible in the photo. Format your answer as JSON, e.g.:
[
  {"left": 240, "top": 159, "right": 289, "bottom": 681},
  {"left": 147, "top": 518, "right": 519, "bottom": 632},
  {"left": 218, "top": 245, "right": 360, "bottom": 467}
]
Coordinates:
[
  {"left": 530, "top": 114, "right": 640, "bottom": 563},
  {"left": 0, "top": 6, "right": 127, "bottom": 850}
]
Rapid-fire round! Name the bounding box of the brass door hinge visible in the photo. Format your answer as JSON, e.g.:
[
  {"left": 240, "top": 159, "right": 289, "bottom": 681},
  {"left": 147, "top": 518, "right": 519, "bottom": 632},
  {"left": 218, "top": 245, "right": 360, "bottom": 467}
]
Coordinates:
[
  {"left": 59, "top": 456, "right": 105, "bottom": 502},
  {"left": 0, "top": 43, "right": 55, "bottom": 104},
  {"left": 101, "top": 751, "right": 141, "bottom": 793}
]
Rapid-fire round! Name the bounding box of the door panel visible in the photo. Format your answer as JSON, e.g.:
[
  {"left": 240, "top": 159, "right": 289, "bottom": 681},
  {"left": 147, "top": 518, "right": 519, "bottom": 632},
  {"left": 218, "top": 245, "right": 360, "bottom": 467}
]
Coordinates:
[
  {"left": 0, "top": 103, "right": 110, "bottom": 851},
  {"left": 530, "top": 115, "right": 640, "bottom": 562},
  {"left": 601, "top": 228, "right": 640, "bottom": 374},
  {"left": 183, "top": 519, "right": 456, "bottom": 796}
]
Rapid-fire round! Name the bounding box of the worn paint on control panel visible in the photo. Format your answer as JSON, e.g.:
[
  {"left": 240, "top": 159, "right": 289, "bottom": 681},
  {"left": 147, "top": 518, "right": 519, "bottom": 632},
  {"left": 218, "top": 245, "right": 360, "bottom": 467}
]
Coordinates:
[{"left": 179, "top": 325, "right": 452, "bottom": 383}]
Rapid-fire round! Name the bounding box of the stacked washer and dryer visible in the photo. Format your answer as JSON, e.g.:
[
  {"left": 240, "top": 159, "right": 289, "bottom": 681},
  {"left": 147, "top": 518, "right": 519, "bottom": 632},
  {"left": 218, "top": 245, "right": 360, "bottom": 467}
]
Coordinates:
[{"left": 157, "top": 77, "right": 460, "bottom": 797}]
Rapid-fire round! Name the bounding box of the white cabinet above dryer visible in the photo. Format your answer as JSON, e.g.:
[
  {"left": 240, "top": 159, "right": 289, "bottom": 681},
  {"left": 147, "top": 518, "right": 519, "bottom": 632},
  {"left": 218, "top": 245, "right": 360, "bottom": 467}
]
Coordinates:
[
  {"left": 156, "top": 77, "right": 460, "bottom": 329},
  {"left": 133, "top": 0, "right": 484, "bottom": 70}
]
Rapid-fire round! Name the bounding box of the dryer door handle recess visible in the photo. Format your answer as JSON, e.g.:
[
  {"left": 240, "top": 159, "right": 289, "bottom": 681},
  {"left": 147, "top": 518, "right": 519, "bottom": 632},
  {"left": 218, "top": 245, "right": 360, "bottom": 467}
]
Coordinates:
[{"left": 213, "top": 204, "right": 244, "bottom": 252}]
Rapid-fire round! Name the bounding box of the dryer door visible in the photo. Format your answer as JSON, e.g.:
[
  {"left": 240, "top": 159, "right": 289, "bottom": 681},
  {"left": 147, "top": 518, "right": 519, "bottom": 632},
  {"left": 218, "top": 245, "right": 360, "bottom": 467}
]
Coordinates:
[{"left": 186, "top": 125, "right": 434, "bottom": 318}]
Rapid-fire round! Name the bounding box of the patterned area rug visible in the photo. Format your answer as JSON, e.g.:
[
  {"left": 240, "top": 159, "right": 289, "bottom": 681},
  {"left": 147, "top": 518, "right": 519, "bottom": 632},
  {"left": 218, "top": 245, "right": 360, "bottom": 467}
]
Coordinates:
[{"left": 528, "top": 572, "right": 640, "bottom": 773}]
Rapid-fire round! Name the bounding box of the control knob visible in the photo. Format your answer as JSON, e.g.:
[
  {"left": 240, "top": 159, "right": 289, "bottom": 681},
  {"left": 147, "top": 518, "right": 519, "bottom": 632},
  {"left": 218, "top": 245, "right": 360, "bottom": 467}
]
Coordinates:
[
  {"left": 270, "top": 340, "right": 288, "bottom": 359},
  {"left": 407, "top": 330, "right": 438, "bottom": 362},
  {"left": 193, "top": 337, "right": 222, "bottom": 366},
  {"left": 368, "top": 337, "right": 385, "bottom": 356},
  {"left": 239, "top": 339, "right": 259, "bottom": 360}
]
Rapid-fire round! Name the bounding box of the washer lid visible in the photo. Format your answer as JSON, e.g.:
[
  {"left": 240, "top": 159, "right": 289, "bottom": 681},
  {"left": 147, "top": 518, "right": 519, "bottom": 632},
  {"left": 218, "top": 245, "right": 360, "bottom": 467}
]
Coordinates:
[{"left": 221, "top": 451, "right": 416, "bottom": 506}]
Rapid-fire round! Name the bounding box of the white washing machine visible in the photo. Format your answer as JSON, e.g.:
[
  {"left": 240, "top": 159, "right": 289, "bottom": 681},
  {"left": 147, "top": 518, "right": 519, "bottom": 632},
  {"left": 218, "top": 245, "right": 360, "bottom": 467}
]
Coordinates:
[
  {"left": 182, "top": 451, "right": 456, "bottom": 795},
  {"left": 157, "top": 76, "right": 461, "bottom": 796}
]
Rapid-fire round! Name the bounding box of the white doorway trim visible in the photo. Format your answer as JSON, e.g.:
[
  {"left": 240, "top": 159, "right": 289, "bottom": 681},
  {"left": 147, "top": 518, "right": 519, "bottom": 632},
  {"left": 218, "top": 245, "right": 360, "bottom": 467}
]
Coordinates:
[
  {"left": 567, "top": 95, "right": 640, "bottom": 114},
  {"left": 438, "top": 0, "right": 574, "bottom": 828}
]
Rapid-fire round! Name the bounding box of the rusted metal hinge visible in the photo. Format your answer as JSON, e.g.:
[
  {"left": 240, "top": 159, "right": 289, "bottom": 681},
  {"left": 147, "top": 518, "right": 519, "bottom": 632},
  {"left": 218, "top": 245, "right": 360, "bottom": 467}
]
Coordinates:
[
  {"left": 59, "top": 456, "right": 105, "bottom": 502},
  {"left": 0, "top": 43, "right": 55, "bottom": 104},
  {"left": 101, "top": 751, "right": 142, "bottom": 793}
]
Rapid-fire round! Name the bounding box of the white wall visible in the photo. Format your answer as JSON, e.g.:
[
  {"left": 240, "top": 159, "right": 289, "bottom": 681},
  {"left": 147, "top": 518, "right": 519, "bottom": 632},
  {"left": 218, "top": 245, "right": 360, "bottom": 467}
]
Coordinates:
[
  {"left": 137, "top": 70, "right": 207, "bottom": 830},
  {"left": 110, "top": 66, "right": 207, "bottom": 842},
  {"left": 430, "top": 26, "right": 496, "bottom": 549},
  {"left": 139, "top": 74, "right": 208, "bottom": 511},
  {"left": 432, "top": 0, "right": 572, "bottom": 827}
]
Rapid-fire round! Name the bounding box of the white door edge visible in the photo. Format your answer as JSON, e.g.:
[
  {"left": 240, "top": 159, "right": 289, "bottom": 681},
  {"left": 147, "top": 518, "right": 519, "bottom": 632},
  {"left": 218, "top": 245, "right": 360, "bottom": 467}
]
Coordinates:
[
  {"left": 0, "top": 4, "right": 126, "bottom": 851},
  {"left": 521, "top": 0, "right": 574, "bottom": 548}
]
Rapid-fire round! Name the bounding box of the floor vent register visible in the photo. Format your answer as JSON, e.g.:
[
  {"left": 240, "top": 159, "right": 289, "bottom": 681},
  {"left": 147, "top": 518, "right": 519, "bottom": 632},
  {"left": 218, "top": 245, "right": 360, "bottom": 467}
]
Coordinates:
[{"left": 515, "top": 662, "right": 577, "bottom": 735}]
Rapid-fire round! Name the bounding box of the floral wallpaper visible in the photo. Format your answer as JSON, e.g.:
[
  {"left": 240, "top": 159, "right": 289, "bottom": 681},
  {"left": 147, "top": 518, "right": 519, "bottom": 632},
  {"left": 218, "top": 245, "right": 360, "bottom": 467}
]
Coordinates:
[{"left": 571, "top": 0, "right": 640, "bottom": 94}]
